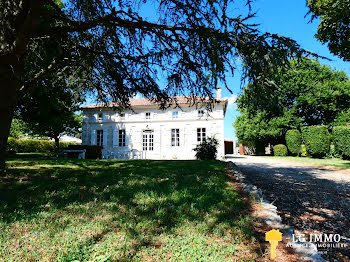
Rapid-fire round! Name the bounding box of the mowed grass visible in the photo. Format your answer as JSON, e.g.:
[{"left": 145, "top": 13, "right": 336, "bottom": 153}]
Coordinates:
[
  {"left": 261, "top": 155, "right": 350, "bottom": 169},
  {"left": 0, "top": 159, "right": 260, "bottom": 261}
]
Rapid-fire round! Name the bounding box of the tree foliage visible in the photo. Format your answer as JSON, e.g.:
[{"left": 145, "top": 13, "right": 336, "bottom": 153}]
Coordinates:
[
  {"left": 9, "top": 118, "right": 28, "bottom": 139},
  {"left": 234, "top": 58, "right": 350, "bottom": 149},
  {"left": 1, "top": 0, "right": 315, "bottom": 104},
  {"left": 334, "top": 108, "right": 350, "bottom": 126},
  {"left": 16, "top": 76, "right": 82, "bottom": 151},
  {"left": 307, "top": 0, "right": 350, "bottom": 61}
]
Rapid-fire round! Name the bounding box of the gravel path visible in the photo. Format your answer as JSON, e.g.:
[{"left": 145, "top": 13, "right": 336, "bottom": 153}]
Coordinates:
[{"left": 227, "top": 155, "right": 350, "bottom": 261}]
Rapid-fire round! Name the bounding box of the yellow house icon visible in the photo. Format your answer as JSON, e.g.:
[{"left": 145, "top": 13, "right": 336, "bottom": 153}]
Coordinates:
[{"left": 265, "top": 229, "right": 282, "bottom": 259}]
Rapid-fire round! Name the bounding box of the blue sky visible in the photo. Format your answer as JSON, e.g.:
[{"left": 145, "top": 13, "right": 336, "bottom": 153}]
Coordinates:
[{"left": 222, "top": 0, "right": 350, "bottom": 141}]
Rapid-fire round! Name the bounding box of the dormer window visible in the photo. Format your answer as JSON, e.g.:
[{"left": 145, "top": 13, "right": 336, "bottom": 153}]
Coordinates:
[
  {"left": 120, "top": 113, "right": 125, "bottom": 120},
  {"left": 146, "top": 112, "right": 151, "bottom": 119},
  {"left": 198, "top": 110, "right": 205, "bottom": 118},
  {"left": 172, "top": 111, "right": 178, "bottom": 119},
  {"left": 98, "top": 113, "right": 103, "bottom": 121}
]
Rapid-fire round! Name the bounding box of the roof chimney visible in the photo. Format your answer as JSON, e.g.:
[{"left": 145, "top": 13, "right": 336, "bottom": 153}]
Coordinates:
[{"left": 216, "top": 87, "right": 221, "bottom": 99}]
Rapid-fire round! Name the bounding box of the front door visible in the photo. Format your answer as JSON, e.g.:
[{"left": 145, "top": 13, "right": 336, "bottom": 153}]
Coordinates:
[{"left": 142, "top": 130, "right": 154, "bottom": 151}]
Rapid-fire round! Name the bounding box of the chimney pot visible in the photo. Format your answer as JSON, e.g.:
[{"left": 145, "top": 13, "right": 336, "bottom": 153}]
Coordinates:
[{"left": 216, "top": 87, "right": 221, "bottom": 99}]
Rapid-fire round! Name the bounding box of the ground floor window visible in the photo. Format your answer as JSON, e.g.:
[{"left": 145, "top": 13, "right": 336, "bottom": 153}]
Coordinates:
[
  {"left": 171, "top": 128, "right": 180, "bottom": 146},
  {"left": 97, "top": 130, "right": 103, "bottom": 146},
  {"left": 142, "top": 130, "right": 154, "bottom": 151},
  {"left": 197, "top": 128, "right": 206, "bottom": 143},
  {"left": 119, "top": 129, "right": 126, "bottom": 146}
]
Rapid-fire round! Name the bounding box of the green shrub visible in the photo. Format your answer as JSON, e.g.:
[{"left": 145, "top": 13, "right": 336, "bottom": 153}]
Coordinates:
[
  {"left": 333, "top": 126, "right": 350, "bottom": 159},
  {"left": 302, "top": 126, "right": 330, "bottom": 158},
  {"left": 285, "top": 129, "right": 302, "bottom": 155},
  {"left": 67, "top": 145, "right": 103, "bottom": 159},
  {"left": 6, "top": 138, "right": 79, "bottom": 154},
  {"left": 273, "top": 144, "right": 288, "bottom": 156},
  {"left": 193, "top": 137, "right": 219, "bottom": 160},
  {"left": 6, "top": 137, "right": 19, "bottom": 155}
]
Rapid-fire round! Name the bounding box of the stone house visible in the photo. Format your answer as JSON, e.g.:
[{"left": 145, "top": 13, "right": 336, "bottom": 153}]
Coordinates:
[{"left": 80, "top": 90, "right": 227, "bottom": 159}]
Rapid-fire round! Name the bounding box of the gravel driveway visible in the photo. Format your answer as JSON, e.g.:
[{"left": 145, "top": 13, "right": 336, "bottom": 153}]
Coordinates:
[{"left": 227, "top": 155, "right": 350, "bottom": 261}]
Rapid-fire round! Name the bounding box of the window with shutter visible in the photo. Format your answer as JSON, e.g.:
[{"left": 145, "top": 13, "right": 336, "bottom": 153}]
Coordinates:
[
  {"left": 96, "top": 130, "right": 103, "bottom": 146},
  {"left": 172, "top": 111, "right": 178, "bottom": 119},
  {"left": 171, "top": 129, "right": 180, "bottom": 146},
  {"left": 119, "top": 129, "right": 126, "bottom": 146},
  {"left": 197, "top": 128, "right": 206, "bottom": 143}
]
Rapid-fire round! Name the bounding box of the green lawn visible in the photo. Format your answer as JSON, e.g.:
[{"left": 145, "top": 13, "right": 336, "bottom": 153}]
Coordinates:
[
  {"left": 261, "top": 155, "right": 350, "bottom": 169},
  {"left": 0, "top": 159, "right": 260, "bottom": 261}
]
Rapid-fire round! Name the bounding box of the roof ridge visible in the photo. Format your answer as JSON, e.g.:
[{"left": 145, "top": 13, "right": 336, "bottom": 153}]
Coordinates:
[{"left": 80, "top": 96, "right": 227, "bottom": 109}]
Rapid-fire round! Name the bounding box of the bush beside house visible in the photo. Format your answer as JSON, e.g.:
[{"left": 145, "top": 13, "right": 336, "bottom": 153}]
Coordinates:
[
  {"left": 285, "top": 129, "right": 302, "bottom": 155},
  {"left": 333, "top": 126, "right": 350, "bottom": 159},
  {"left": 273, "top": 144, "right": 288, "bottom": 156},
  {"left": 193, "top": 137, "right": 219, "bottom": 160},
  {"left": 302, "top": 126, "right": 330, "bottom": 158}
]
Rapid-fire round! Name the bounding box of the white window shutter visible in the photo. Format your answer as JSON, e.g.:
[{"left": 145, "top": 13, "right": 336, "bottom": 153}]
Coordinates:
[
  {"left": 103, "top": 129, "right": 107, "bottom": 147},
  {"left": 125, "top": 130, "right": 129, "bottom": 147},
  {"left": 167, "top": 128, "right": 172, "bottom": 147},
  {"left": 113, "top": 128, "right": 118, "bottom": 148},
  {"left": 180, "top": 128, "right": 185, "bottom": 147},
  {"left": 91, "top": 130, "right": 96, "bottom": 145}
]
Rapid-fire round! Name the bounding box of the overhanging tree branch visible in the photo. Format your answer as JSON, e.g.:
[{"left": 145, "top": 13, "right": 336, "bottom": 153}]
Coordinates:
[
  {"left": 10, "top": 0, "right": 44, "bottom": 56},
  {"left": 20, "top": 53, "right": 73, "bottom": 94}
]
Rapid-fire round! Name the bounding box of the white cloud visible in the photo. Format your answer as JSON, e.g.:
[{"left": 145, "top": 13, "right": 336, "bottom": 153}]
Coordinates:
[{"left": 222, "top": 94, "right": 238, "bottom": 106}]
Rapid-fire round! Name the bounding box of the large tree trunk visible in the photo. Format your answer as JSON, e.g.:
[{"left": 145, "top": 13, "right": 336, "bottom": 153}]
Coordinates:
[
  {"left": 0, "top": 55, "right": 20, "bottom": 170},
  {"left": 54, "top": 136, "right": 60, "bottom": 153},
  {"left": 0, "top": 1, "right": 43, "bottom": 170}
]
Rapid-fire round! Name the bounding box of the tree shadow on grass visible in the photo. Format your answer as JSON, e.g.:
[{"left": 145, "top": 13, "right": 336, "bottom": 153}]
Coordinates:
[{"left": 0, "top": 159, "right": 255, "bottom": 261}]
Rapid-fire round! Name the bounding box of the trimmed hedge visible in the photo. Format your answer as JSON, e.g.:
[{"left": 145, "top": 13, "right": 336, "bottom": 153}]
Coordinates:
[
  {"left": 67, "top": 145, "right": 103, "bottom": 159},
  {"left": 285, "top": 129, "right": 302, "bottom": 155},
  {"left": 333, "top": 126, "right": 350, "bottom": 159},
  {"left": 273, "top": 144, "right": 288, "bottom": 156},
  {"left": 302, "top": 126, "right": 330, "bottom": 158},
  {"left": 6, "top": 138, "right": 79, "bottom": 154}
]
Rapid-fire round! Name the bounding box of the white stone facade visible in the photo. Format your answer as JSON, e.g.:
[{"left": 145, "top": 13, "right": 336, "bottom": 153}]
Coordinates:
[{"left": 81, "top": 99, "right": 227, "bottom": 160}]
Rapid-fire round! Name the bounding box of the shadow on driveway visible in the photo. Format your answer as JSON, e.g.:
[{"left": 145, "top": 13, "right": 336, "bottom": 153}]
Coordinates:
[{"left": 227, "top": 156, "right": 350, "bottom": 261}]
